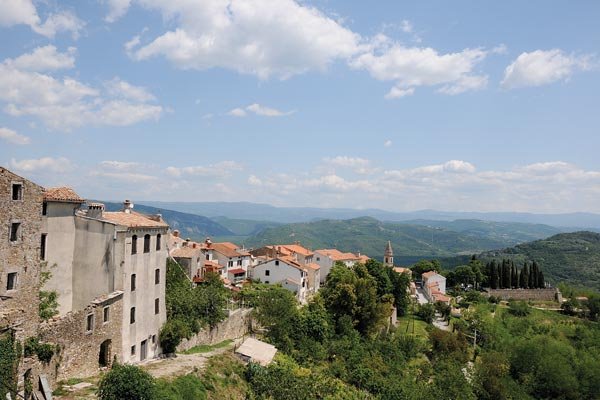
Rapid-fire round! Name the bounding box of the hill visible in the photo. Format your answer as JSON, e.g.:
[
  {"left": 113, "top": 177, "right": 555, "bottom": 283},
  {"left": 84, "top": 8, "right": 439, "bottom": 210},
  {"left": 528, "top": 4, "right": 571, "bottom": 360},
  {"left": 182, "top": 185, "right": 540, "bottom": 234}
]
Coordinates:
[
  {"left": 476, "top": 231, "right": 600, "bottom": 291},
  {"left": 100, "top": 201, "right": 234, "bottom": 239},
  {"left": 242, "top": 217, "right": 536, "bottom": 264},
  {"left": 140, "top": 200, "right": 600, "bottom": 228},
  {"left": 404, "top": 219, "right": 563, "bottom": 245},
  {"left": 210, "top": 216, "right": 282, "bottom": 236}
]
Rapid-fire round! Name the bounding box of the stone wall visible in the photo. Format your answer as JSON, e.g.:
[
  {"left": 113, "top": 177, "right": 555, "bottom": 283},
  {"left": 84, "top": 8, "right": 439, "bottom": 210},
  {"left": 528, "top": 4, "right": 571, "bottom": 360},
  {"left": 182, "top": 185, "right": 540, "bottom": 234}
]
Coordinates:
[
  {"left": 38, "top": 292, "right": 124, "bottom": 383},
  {"left": 176, "top": 308, "right": 252, "bottom": 352},
  {"left": 485, "top": 288, "right": 561, "bottom": 302}
]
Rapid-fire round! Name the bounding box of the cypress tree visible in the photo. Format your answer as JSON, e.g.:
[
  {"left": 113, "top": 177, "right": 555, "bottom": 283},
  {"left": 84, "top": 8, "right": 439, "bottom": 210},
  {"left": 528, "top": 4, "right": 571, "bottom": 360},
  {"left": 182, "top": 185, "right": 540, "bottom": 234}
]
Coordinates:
[
  {"left": 538, "top": 270, "right": 545, "bottom": 288},
  {"left": 522, "top": 263, "right": 529, "bottom": 289},
  {"left": 511, "top": 264, "right": 518, "bottom": 288},
  {"left": 490, "top": 262, "right": 498, "bottom": 289},
  {"left": 528, "top": 262, "right": 535, "bottom": 288}
]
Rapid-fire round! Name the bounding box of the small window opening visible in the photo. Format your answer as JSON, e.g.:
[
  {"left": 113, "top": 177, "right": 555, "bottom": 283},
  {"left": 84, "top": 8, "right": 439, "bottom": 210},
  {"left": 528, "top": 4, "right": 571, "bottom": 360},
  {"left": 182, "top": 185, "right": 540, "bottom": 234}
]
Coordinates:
[
  {"left": 12, "top": 183, "right": 22, "bottom": 200},
  {"left": 130, "top": 307, "right": 136, "bottom": 324},
  {"left": 156, "top": 234, "right": 162, "bottom": 251},
  {"left": 103, "top": 306, "right": 110, "bottom": 323},
  {"left": 143, "top": 234, "right": 151, "bottom": 253},
  {"left": 131, "top": 235, "right": 137, "bottom": 254},
  {"left": 155, "top": 268, "right": 160, "bottom": 284},
  {"left": 10, "top": 223, "right": 20, "bottom": 242},
  {"left": 6, "top": 272, "right": 17, "bottom": 290},
  {"left": 131, "top": 274, "right": 136, "bottom": 291},
  {"left": 154, "top": 298, "right": 160, "bottom": 315},
  {"left": 86, "top": 314, "right": 94, "bottom": 332},
  {"left": 40, "top": 234, "right": 47, "bottom": 260}
]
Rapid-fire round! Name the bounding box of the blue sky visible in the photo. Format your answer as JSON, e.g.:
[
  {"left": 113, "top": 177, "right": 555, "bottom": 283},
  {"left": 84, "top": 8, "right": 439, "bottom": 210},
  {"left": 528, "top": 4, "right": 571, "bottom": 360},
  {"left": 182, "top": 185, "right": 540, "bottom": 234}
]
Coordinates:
[{"left": 1, "top": 0, "right": 599, "bottom": 213}]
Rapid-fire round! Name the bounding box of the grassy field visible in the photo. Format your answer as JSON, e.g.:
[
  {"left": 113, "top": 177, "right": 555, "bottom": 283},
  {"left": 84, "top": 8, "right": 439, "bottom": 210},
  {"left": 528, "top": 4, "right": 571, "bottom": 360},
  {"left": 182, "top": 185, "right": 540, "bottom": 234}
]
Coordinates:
[{"left": 181, "top": 339, "right": 234, "bottom": 355}]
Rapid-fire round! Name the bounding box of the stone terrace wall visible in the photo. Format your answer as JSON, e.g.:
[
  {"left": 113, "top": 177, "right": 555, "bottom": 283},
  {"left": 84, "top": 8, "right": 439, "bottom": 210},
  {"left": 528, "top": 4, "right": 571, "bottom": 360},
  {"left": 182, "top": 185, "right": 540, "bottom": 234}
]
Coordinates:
[
  {"left": 177, "top": 308, "right": 252, "bottom": 353},
  {"left": 39, "top": 293, "right": 123, "bottom": 383},
  {"left": 485, "top": 288, "right": 561, "bottom": 302}
]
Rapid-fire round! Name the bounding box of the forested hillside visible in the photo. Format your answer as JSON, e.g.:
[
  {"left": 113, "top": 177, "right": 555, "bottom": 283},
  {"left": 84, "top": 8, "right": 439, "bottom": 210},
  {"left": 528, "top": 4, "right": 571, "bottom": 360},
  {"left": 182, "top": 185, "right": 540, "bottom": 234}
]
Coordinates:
[
  {"left": 243, "top": 217, "right": 560, "bottom": 262},
  {"left": 477, "top": 231, "right": 600, "bottom": 291}
]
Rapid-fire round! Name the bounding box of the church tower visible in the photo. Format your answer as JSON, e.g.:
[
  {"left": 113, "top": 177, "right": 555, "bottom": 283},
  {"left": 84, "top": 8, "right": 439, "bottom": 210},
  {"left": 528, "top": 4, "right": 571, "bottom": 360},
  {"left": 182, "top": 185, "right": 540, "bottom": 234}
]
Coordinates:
[{"left": 384, "top": 240, "right": 394, "bottom": 267}]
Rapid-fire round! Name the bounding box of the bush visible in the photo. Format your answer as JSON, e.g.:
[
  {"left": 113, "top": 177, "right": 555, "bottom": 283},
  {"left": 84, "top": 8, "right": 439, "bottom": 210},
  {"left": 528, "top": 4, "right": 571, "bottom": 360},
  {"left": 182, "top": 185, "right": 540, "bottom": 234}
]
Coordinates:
[
  {"left": 154, "top": 374, "right": 206, "bottom": 400},
  {"left": 24, "top": 337, "right": 55, "bottom": 363},
  {"left": 159, "top": 319, "right": 192, "bottom": 354},
  {"left": 508, "top": 301, "right": 530, "bottom": 317},
  {"left": 416, "top": 303, "right": 435, "bottom": 323},
  {"left": 97, "top": 363, "right": 155, "bottom": 400}
]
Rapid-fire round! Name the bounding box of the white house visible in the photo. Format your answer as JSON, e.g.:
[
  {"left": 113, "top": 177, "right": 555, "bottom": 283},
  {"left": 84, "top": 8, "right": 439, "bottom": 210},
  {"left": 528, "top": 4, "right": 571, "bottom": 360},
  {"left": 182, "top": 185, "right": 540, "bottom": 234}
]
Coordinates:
[
  {"left": 252, "top": 256, "right": 308, "bottom": 303},
  {"left": 422, "top": 271, "right": 449, "bottom": 304},
  {"left": 314, "top": 249, "right": 369, "bottom": 283}
]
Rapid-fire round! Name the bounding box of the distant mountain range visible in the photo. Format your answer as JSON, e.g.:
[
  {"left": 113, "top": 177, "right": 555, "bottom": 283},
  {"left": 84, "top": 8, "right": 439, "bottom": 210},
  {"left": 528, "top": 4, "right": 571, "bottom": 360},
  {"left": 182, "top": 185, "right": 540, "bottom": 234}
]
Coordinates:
[
  {"left": 240, "top": 217, "right": 570, "bottom": 264},
  {"left": 139, "top": 201, "right": 600, "bottom": 229}
]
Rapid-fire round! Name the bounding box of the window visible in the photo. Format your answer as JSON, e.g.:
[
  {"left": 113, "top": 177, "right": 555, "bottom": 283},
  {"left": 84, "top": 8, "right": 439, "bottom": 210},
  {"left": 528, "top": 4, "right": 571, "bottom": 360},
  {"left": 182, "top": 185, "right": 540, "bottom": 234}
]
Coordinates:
[
  {"left": 265, "top": 281, "right": 269, "bottom": 284},
  {"left": 42, "top": 201, "right": 47, "bottom": 216},
  {"left": 131, "top": 345, "right": 136, "bottom": 356},
  {"left": 131, "top": 274, "right": 136, "bottom": 291},
  {"left": 154, "top": 298, "right": 160, "bottom": 315},
  {"left": 143, "top": 234, "right": 151, "bottom": 253},
  {"left": 237, "top": 260, "right": 242, "bottom": 266},
  {"left": 154, "top": 269, "right": 160, "bottom": 284},
  {"left": 6, "top": 272, "right": 17, "bottom": 290},
  {"left": 9, "top": 223, "right": 20, "bottom": 242},
  {"left": 103, "top": 306, "right": 110, "bottom": 323},
  {"left": 156, "top": 234, "right": 161, "bottom": 251},
  {"left": 275, "top": 260, "right": 279, "bottom": 266},
  {"left": 86, "top": 314, "right": 94, "bottom": 332},
  {"left": 152, "top": 335, "right": 156, "bottom": 344},
  {"left": 228, "top": 261, "right": 233, "bottom": 267},
  {"left": 40, "top": 234, "right": 47, "bottom": 260},
  {"left": 130, "top": 307, "right": 136, "bottom": 324},
  {"left": 12, "top": 183, "right": 22, "bottom": 200},
  {"left": 205, "top": 254, "right": 210, "bottom": 260},
  {"left": 265, "top": 270, "right": 270, "bottom": 276},
  {"left": 131, "top": 235, "right": 137, "bottom": 254},
  {"left": 316, "top": 257, "right": 320, "bottom": 262}
]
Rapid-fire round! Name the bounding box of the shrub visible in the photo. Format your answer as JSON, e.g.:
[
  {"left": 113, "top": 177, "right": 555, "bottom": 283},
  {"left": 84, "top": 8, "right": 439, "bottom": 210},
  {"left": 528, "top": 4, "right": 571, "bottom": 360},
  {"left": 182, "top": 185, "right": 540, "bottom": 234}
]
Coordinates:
[
  {"left": 508, "top": 301, "right": 530, "bottom": 317},
  {"left": 97, "top": 363, "right": 155, "bottom": 400}
]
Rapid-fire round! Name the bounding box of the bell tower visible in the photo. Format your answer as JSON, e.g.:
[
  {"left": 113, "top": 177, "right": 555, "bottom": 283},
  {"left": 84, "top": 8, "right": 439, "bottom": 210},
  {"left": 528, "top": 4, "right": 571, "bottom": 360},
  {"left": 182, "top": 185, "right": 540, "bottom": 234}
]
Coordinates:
[{"left": 384, "top": 240, "right": 394, "bottom": 267}]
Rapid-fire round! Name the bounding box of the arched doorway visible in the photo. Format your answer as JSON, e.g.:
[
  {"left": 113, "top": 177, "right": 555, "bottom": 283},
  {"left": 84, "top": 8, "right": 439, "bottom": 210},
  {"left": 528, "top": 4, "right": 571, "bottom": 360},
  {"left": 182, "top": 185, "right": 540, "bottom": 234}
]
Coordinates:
[{"left": 99, "top": 339, "right": 112, "bottom": 368}]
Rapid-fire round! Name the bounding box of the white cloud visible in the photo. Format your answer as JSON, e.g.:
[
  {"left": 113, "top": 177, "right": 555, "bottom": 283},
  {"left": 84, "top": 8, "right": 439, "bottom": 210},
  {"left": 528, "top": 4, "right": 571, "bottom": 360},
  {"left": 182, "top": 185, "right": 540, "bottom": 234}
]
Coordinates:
[
  {"left": 91, "top": 171, "right": 157, "bottom": 183},
  {"left": 0, "top": 0, "right": 83, "bottom": 38},
  {"left": 105, "top": 0, "right": 132, "bottom": 23},
  {"left": 324, "top": 156, "right": 370, "bottom": 168},
  {"left": 0, "top": 127, "right": 30, "bottom": 145},
  {"left": 227, "top": 103, "right": 293, "bottom": 117},
  {"left": 0, "top": 50, "right": 163, "bottom": 130},
  {"left": 501, "top": 49, "right": 592, "bottom": 89},
  {"left": 384, "top": 140, "right": 392, "bottom": 147},
  {"left": 400, "top": 20, "right": 413, "bottom": 34},
  {"left": 227, "top": 108, "right": 247, "bottom": 117},
  {"left": 10, "top": 156, "right": 72, "bottom": 173},
  {"left": 4, "top": 45, "right": 76, "bottom": 72},
  {"left": 105, "top": 77, "right": 156, "bottom": 102},
  {"left": 351, "top": 45, "right": 488, "bottom": 96},
  {"left": 166, "top": 161, "right": 243, "bottom": 178},
  {"left": 129, "top": 0, "right": 360, "bottom": 79},
  {"left": 385, "top": 86, "right": 414, "bottom": 99},
  {"left": 248, "top": 175, "right": 262, "bottom": 186},
  {"left": 99, "top": 160, "right": 143, "bottom": 171}
]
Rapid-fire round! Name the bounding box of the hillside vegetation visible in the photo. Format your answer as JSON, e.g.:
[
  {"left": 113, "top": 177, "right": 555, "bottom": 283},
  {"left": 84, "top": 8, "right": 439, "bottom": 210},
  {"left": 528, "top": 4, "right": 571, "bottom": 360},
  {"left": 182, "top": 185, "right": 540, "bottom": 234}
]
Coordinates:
[
  {"left": 477, "top": 231, "right": 600, "bottom": 291},
  {"left": 243, "top": 217, "right": 533, "bottom": 260}
]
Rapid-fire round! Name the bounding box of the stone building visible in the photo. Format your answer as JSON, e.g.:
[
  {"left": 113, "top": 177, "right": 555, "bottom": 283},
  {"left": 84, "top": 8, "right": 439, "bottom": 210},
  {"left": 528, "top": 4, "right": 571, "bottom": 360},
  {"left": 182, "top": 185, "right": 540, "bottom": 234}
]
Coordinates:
[{"left": 0, "top": 167, "right": 45, "bottom": 397}]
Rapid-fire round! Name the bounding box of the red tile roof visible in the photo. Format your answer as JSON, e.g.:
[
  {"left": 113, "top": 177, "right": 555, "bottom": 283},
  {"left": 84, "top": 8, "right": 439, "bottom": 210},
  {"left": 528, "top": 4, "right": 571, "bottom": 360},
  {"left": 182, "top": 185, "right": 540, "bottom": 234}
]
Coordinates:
[
  {"left": 44, "top": 187, "right": 85, "bottom": 203},
  {"left": 171, "top": 246, "right": 201, "bottom": 258},
  {"left": 228, "top": 268, "right": 246, "bottom": 275},
  {"left": 280, "top": 244, "right": 313, "bottom": 257},
  {"left": 316, "top": 249, "right": 361, "bottom": 261},
  {"left": 102, "top": 211, "right": 168, "bottom": 228},
  {"left": 211, "top": 242, "right": 249, "bottom": 258}
]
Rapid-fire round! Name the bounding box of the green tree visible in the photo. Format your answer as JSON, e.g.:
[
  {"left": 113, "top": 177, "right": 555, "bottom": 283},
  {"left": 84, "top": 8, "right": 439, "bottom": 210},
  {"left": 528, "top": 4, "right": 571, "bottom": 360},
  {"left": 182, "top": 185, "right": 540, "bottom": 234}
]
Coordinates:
[{"left": 97, "top": 363, "right": 156, "bottom": 400}]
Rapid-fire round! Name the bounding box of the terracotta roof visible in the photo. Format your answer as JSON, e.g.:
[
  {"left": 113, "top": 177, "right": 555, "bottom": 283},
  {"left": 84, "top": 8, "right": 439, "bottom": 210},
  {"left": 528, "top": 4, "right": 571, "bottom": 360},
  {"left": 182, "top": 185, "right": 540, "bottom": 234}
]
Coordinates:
[
  {"left": 102, "top": 211, "right": 168, "bottom": 228},
  {"left": 44, "top": 187, "right": 85, "bottom": 203},
  {"left": 393, "top": 267, "right": 411, "bottom": 275},
  {"left": 305, "top": 263, "right": 321, "bottom": 271},
  {"left": 422, "top": 271, "right": 440, "bottom": 279},
  {"left": 357, "top": 255, "right": 370, "bottom": 263},
  {"left": 433, "top": 293, "right": 451, "bottom": 303},
  {"left": 316, "top": 249, "right": 360, "bottom": 261},
  {"left": 284, "top": 277, "right": 301, "bottom": 286},
  {"left": 204, "top": 260, "right": 222, "bottom": 268},
  {"left": 280, "top": 244, "right": 313, "bottom": 257},
  {"left": 211, "top": 242, "right": 248, "bottom": 258},
  {"left": 279, "top": 255, "right": 304, "bottom": 270},
  {"left": 228, "top": 268, "right": 246, "bottom": 275},
  {"left": 171, "top": 247, "right": 201, "bottom": 258}
]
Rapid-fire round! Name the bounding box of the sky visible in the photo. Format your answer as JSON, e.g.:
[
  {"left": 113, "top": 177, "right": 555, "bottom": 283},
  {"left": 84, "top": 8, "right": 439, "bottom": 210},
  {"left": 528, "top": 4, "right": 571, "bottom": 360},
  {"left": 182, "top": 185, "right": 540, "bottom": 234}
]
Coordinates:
[{"left": 1, "top": 0, "right": 599, "bottom": 213}]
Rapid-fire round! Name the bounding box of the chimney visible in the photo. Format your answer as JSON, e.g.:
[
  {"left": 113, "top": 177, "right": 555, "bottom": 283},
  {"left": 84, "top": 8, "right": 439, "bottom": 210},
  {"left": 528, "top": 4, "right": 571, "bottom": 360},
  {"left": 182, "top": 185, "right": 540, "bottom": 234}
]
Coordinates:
[
  {"left": 192, "top": 243, "right": 197, "bottom": 249},
  {"left": 183, "top": 238, "right": 190, "bottom": 247},
  {"left": 173, "top": 230, "right": 180, "bottom": 238},
  {"left": 123, "top": 199, "right": 134, "bottom": 214},
  {"left": 205, "top": 237, "right": 212, "bottom": 247},
  {"left": 87, "top": 202, "right": 105, "bottom": 219}
]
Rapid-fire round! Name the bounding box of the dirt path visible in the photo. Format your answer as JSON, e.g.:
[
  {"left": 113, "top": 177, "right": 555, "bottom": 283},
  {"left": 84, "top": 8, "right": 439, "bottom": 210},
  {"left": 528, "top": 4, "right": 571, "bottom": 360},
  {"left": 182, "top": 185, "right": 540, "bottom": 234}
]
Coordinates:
[{"left": 141, "top": 338, "right": 243, "bottom": 379}]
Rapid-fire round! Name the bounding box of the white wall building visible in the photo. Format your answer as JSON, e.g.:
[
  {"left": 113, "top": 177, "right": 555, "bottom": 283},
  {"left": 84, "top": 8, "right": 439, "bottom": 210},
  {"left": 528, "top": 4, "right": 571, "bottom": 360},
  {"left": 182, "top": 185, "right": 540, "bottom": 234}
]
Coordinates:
[{"left": 252, "top": 256, "right": 308, "bottom": 303}]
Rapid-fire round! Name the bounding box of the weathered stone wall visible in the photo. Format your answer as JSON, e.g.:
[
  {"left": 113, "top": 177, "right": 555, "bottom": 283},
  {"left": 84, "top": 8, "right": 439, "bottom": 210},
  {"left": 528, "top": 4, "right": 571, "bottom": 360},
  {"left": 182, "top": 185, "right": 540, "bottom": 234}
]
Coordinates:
[
  {"left": 485, "top": 288, "right": 561, "bottom": 302},
  {"left": 176, "top": 308, "right": 252, "bottom": 352},
  {"left": 38, "top": 292, "right": 124, "bottom": 383},
  {"left": 0, "top": 167, "right": 44, "bottom": 338}
]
